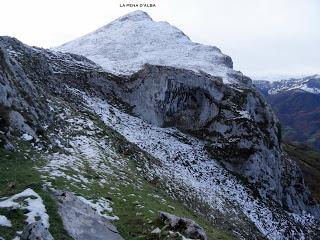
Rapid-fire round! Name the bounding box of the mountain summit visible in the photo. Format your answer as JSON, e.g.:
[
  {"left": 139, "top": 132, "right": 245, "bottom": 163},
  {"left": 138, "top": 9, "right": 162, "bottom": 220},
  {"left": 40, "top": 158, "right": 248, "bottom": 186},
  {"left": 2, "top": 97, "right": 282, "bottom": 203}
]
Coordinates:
[
  {"left": 116, "top": 10, "right": 152, "bottom": 21},
  {"left": 54, "top": 11, "right": 245, "bottom": 84}
]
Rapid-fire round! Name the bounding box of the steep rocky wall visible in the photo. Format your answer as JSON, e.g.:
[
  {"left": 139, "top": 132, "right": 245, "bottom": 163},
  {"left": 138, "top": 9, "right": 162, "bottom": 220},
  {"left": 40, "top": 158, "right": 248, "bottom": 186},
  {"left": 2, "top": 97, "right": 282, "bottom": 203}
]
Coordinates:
[
  {"left": 0, "top": 37, "right": 107, "bottom": 148},
  {"left": 111, "top": 64, "right": 319, "bottom": 216},
  {"left": 0, "top": 41, "right": 47, "bottom": 147}
]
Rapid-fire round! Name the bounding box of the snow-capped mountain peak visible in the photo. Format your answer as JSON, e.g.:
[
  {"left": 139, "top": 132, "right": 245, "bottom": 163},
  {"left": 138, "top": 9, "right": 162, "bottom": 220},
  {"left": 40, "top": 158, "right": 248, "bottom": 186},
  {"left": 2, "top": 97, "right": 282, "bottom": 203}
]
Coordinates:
[
  {"left": 116, "top": 10, "right": 152, "bottom": 22},
  {"left": 254, "top": 74, "right": 320, "bottom": 95},
  {"left": 53, "top": 11, "right": 247, "bottom": 85}
]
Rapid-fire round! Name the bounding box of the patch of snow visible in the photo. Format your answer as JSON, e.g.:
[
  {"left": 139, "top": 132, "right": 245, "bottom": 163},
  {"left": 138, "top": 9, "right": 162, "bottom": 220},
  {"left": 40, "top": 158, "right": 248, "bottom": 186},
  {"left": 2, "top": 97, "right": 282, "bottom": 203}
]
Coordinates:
[
  {"left": 151, "top": 227, "right": 161, "bottom": 234},
  {"left": 21, "top": 133, "right": 33, "bottom": 141},
  {"left": 40, "top": 109, "right": 123, "bottom": 186},
  {"left": 77, "top": 196, "right": 119, "bottom": 221},
  {"left": 236, "top": 110, "right": 251, "bottom": 119},
  {"left": 300, "top": 84, "right": 320, "bottom": 94},
  {"left": 0, "top": 215, "right": 12, "bottom": 227},
  {"left": 0, "top": 188, "right": 49, "bottom": 228},
  {"left": 251, "top": 74, "right": 308, "bottom": 82},
  {"left": 177, "top": 232, "right": 193, "bottom": 240},
  {"left": 268, "top": 82, "right": 320, "bottom": 95}
]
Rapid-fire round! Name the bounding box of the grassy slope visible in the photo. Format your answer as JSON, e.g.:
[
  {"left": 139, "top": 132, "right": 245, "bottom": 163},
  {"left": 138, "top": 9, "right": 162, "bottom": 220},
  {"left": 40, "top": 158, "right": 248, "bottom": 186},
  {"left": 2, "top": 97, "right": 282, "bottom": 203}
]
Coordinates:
[
  {"left": 0, "top": 94, "right": 236, "bottom": 239},
  {"left": 0, "top": 141, "right": 235, "bottom": 240},
  {"left": 52, "top": 161, "right": 234, "bottom": 240},
  {"left": 283, "top": 142, "right": 320, "bottom": 202},
  {"left": 48, "top": 116, "right": 235, "bottom": 240},
  {"left": 0, "top": 145, "right": 72, "bottom": 240}
]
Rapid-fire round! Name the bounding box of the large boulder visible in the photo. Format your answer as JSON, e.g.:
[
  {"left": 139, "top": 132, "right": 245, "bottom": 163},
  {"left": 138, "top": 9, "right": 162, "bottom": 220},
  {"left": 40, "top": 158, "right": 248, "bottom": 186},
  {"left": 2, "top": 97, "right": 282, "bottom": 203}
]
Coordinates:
[
  {"left": 21, "top": 222, "right": 54, "bottom": 240},
  {"left": 159, "top": 211, "right": 208, "bottom": 240},
  {"left": 53, "top": 191, "right": 123, "bottom": 240}
]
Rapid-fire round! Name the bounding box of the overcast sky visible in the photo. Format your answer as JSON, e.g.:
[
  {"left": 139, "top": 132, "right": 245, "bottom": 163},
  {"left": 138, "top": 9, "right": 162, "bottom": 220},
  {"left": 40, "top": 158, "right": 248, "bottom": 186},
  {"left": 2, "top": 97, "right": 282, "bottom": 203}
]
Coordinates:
[{"left": 0, "top": 0, "right": 319, "bottom": 78}]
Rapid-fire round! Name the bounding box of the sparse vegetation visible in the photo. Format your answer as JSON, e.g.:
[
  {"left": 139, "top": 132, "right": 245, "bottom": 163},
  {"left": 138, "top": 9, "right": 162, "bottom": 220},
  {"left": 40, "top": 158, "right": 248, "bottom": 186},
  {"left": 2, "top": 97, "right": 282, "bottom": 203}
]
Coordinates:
[
  {"left": 45, "top": 113, "right": 235, "bottom": 240},
  {"left": 0, "top": 145, "right": 72, "bottom": 240},
  {"left": 0, "top": 113, "right": 234, "bottom": 240},
  {"left": 284, "top": 142, "right": 320, "bottom": 202}
]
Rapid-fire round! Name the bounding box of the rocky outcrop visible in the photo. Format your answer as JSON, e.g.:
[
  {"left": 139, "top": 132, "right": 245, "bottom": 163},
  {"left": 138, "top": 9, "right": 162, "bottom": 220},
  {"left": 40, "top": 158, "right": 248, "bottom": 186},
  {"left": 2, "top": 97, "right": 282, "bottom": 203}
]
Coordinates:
[
  {"left": 21, "top": 222, "right": 53, "bottom": 240},
  {"left": 53, "top": 191, "right": 123, "bottom": 240},
  {"left": 108, "top": 64, "right": 318, "bottom": 216},
  {"left": 0, "top": 40, "right": 42, "bottom": 148},
  {"left": 0, "top": 36, "right": 104, "bottom": 148},
  {"left": 159, "top": 211, "right": 208, "bottom": 240}
]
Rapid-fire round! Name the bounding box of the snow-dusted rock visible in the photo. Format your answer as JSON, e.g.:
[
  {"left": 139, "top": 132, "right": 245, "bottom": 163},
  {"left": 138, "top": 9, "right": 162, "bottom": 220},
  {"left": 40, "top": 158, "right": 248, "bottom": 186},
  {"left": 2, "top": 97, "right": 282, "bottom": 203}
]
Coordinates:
[
  {"left": 97, "top": 63, "right": 318, "bottom": 218},
  {"left": 84, "top": 91, "right": 319, "bottom": 239},
  {"left": 21, "top": 222, "right": 53, "bottom": 240},
  {"left": 53, "top": 191, "right": 123, "bottom": 240},
  {"left": 159, "top": 211, "right": 208, "bottom": 240},
  {"left": 51, "top": 11, "right": 312, "bottom": 213},
  {"left": 54, "top": 10, "right": 248, "bottom": 85},
  {"left": 0, "top": 36, "right": 101, "bottom": 148}
]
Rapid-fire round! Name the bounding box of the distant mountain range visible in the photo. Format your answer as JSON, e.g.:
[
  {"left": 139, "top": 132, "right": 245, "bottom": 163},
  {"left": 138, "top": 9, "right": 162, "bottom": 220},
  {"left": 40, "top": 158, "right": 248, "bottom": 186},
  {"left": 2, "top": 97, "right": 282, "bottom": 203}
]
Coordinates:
[{"left": 254, "top": 75, "right": 320, "bottom": 149}]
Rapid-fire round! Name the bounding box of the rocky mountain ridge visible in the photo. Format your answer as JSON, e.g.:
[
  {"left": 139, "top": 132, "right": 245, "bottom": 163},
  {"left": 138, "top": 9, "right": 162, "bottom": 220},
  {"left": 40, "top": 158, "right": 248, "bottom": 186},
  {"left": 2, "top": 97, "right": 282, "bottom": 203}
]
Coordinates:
[
  {"left": 254, "top": 74, "right": 320, "bottom": 96},
  {"left": 0, "top": 11, "right": 319, "bottom": 240},
  {"left": 254, "top": 75, "right": 320, "bottom": 149}
]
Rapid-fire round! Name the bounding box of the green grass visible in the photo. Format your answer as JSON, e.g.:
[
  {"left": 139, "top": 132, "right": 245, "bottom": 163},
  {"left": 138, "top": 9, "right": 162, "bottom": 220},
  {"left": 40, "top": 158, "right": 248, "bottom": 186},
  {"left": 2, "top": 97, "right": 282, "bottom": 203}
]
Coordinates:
[
  {"left": 0, "top": 140, "right": 235, "bottom": 240},
  {"left": 50, "top": 102, "right": 235, "bottom": 239},
  {"left": 49, "top": 153, "right": 235, "bottom": 240},
  {"left": 0, "top": 146, "right": 72, "bottom": 240},
  {"left": 0, "top": 98, "right": 236, "bottom": 239}
]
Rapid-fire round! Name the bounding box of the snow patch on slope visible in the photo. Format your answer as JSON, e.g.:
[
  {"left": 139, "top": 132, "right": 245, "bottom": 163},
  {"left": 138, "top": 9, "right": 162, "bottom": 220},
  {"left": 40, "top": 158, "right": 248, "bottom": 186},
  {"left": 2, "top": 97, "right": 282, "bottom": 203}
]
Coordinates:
[
  {"left": 0, "top": 215, "right": 12, "bottom": 227},
  {"left": 77, "top": 196, "right": 119, "bottom": 221},
  {"left": 0, "top": 188, "right": 49, "bottom": 228},
  {"left": 54, "top": 11, "right": 242, "bottom": 84}
]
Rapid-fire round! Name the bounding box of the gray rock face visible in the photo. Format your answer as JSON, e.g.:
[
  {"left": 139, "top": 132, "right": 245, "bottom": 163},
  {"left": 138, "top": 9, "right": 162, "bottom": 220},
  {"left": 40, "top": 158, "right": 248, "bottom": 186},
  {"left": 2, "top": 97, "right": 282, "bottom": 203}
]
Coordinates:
[
  {"left": 0, "top": 37, "right": 52, "bottom": 146},
  {"left": 21, "top": 222, "right": 54, "bottom": 240},
  {"left": 109, "top": 64, "right": 319, "bottom": 216},
  {"left": 159, "top": 211, "right": 208, "bottom": 240},
  {"left": 0, "top": 36, "right": 101, "bottom": 147},
  {"left": 53, "top": 191, "right": 123, "bottom": 240},
  {"left": 8, "top": 110, "right": 37, "bottom": 139}
]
